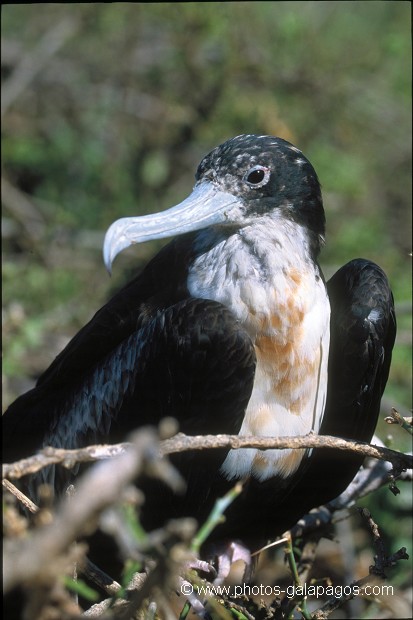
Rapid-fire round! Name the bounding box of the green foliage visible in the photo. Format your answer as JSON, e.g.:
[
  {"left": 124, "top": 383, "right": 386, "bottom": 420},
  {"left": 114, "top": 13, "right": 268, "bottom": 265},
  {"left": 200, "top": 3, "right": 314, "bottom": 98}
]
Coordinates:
[
  {"left": 121, "top": 503, "right": 148, "bottom": 545},
  {"left": 2, "top": 3, "right": 411, "bottom": 231},
  {"left": 63, "top": 575, "right": 99, "bottom": 602},
  {"left": 3, "top": 262, "right": 79, "bottom": 312},
  {"left": 191, "top": 482, "right": 244, "bottom": 555}
]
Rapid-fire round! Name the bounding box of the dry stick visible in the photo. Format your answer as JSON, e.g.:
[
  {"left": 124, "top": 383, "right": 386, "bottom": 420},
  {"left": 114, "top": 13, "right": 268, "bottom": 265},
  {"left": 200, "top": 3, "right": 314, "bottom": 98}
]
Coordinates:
[
  {"left": 2, "top": 480, "right": 117, "bottom": 599},
  {"left": 161, "top": 433, "right": 412, "bottom": 474},
  {"left": 3, "top": 433, "right": 410, "bottom": 607},
  {"left": 311, "top": 514, "right": 409, "bottom": 620},
  {"left": 384, "top": 407, "right": 413, "bottom": 435},
  {"left": 3, "top": 473, "right": 124, "bottom": 598},
  {"left": 2, "top": 479, "right": 38, "bottom": 514},
  {"left": 358, "top": 508, "right": 387, "bottom": 579},
  {"left": 2, "top": 443, "right": 129, "bottom": 480},
  {"left": 3, "top": 429, "right": 410, "bottom": 590},
  {"left": 358, "top": 507, "right": 409, "bottom": 578},
  {"left": 359, "top": 507, "right": 389, "bottom": 579},
  {"left": 249, "top": 459, "right": 412, "bottom": 618},
  {"left": 3, "top": 429, "right": 163, "bottom": 594},
  {"left": 253, "top": 453, "right": 406, "bottom": 554},
  {"left": 3, "top": 433, "right": 412, "bottom": 482},
  {"left": 6, "top": 438, "right": 408, "bottom": 537},
  {"left": 5, "top": 436, "right": 404, "bottom": 617}
]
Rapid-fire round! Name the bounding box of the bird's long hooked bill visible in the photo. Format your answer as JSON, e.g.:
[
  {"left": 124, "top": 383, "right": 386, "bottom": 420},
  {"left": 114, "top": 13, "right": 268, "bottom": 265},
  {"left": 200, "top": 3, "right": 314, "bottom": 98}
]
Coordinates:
[{"left": 103, "top": 181, "right": 240, "bottom": 272}]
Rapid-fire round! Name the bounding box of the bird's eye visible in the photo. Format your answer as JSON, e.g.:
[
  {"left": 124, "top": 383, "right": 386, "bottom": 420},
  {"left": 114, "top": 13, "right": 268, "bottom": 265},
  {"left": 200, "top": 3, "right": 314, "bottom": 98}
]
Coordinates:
[{"left": 244, "top": 165, "right": 270, "bottom": 187}]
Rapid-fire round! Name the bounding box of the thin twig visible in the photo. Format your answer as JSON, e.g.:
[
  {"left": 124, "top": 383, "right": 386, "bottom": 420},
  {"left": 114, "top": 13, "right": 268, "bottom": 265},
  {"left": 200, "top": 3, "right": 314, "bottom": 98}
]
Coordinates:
[
  {"left": 2, "top": 478, "right": 38, "bottom": 514},
  {"left": 190, "top": 481, "right": 244, "bottom": 555},
  {"left": 384, "top": 407, "right": 413, "bottom": 435},
  {"left": 358, "top": 507, "right": 388, "bottom": 578},
  {"left": 311, "top": 508, "right": 409, "bottom": 619},
  {"left": 283, "top": 533, "right": 311, "bottom": 619}
]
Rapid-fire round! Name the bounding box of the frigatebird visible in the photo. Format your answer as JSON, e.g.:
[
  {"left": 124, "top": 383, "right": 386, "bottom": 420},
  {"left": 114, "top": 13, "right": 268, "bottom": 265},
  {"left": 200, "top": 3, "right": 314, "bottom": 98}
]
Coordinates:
[{"left": 3, "top": 134, "right": 396, "bottom": 563}]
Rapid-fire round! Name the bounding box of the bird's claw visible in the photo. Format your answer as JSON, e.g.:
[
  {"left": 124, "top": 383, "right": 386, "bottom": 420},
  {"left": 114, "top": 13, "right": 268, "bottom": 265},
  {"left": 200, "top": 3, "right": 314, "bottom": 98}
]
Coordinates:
[{"left": 214, "top": 541, "right": 252, "bottom": 584}]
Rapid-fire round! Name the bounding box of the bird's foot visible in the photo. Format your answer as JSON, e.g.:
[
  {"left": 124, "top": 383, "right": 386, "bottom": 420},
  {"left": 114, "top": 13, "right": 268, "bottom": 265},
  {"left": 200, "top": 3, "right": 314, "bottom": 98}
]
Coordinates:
[
  {"left": 187, "top": 557, "right": 218, "bottom": 580},
  {"left": 206, "top": 540, "right": 253, "bottom": 585},
  {"left": 178, "top": 558, "right": 217, "bottom": 619},
  {"left": 177, "top": 541, "right": 253, "bottom": 618}
]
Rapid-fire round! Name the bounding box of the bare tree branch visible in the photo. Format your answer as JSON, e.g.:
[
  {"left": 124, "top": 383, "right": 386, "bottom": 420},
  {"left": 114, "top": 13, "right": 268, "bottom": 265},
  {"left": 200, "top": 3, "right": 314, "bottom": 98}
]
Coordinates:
[
  {"left": 2, "top": 443, "right": 129, "bottom": 480},
  {"left": 160, "top": 433, "right": 412, "bottom": 474},
  {"left": 3, "top": 426, "right": 411, "bottom": 619},
  {"left": 3, "top": 428, "right": 168, "bottom": 594},
  {"left": 251, "top": 454, "right": 409, "bottom": 544},
  {"left": 311, "top": 508, "right": 409, "bottom": 619},
  {"left": 3, "top": 432, "right": 411, "bottom": 484}
]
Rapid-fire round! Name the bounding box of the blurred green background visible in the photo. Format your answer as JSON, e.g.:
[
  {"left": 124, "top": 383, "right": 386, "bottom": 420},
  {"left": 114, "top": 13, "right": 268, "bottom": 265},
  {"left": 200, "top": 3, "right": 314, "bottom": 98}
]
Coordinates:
[
  {"left": 2, "top": 2, "right": 412, "bottom": 614},
  {"left": 3, "top": 1, "right": 411, "bottom": 417}
]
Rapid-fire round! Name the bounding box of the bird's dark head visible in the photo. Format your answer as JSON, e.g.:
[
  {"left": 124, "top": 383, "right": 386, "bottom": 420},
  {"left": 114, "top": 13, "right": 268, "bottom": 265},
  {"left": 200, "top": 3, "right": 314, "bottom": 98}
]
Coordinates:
[
  {"left": 104, "top": 134, "right": 325, "bottom": 271},
  {"left": 196, "top": 134, "right": 325, "bottom": 240}
]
